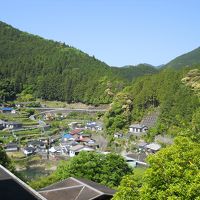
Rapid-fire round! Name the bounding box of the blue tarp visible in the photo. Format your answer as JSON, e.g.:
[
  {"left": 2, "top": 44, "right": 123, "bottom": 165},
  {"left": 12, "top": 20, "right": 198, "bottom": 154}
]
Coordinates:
[{"left": 1, "top": 107, "right": 13, "bottom": 111}]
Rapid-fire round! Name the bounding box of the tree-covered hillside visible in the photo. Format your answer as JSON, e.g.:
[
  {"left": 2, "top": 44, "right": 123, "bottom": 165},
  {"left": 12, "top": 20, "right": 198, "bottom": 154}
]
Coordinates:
[
  {"left": 0, "top": 21, "right": 159, "bottom": 104},
  {"left": 0, "top": 21, "right": 125, "bottom": 104},
  {"left": 104, "top": 66, "right": 200, "bottom": 137},
  {"left": 165, "top": 47, "right": 200, "bottom": 69}
]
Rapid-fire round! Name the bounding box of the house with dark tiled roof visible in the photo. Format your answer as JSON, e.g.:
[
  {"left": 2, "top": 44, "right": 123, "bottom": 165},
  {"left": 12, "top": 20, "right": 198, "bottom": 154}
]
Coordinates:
[
  {"left": 5, "top": 142, "right": 19, "bottom": 152},
  {"left": 129, "top": 124, "right": 148, "bottom": 134},
  {"left": 0, "top": 166, "right": 115, "bottom": 200},
  {"left": 4, "top": 121, "right": 22, "bottom": 130},
  {"left": 39, "top": 177, "right": 115, "bottom": 200}
]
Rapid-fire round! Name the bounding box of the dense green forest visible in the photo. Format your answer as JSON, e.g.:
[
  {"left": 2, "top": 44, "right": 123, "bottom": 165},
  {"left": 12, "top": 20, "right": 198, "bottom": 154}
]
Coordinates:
[
  {"left": 0, "top": 21, "right": 157, "bottom": 104},
  {"left": 104, "top": 66, "right": 200, "bottom": 136}
]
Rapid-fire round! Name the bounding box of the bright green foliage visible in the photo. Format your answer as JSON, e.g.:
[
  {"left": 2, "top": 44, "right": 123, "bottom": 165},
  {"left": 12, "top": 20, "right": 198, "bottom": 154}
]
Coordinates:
[
  {"left": 29, "top": 173, "right": 59, "bottom": 190},
  {"left": 140, "top": 137, "right": 200, "bottom": 199},
  {"left": 104, "top": 92, "right": 133, "bottom": 132},
  {"left": 112, "top": 174, "right": 142, "bottom": 200},
  {"left": 114, "top": 137, "right": 200, "bottom": 200},
  {"left": 30, "top": 151, "right": 131, "bottom": 189},
  {"left": 180, "top": 108, "right": 200, "bottom": 143},
  {"left": 56, "top": 152, "right": 131, "bottom": 188}
]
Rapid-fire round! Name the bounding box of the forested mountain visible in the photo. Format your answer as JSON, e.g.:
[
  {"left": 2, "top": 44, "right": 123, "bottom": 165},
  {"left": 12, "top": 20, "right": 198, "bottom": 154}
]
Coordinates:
[
  {"left": 165, "top": 46, "right": 200, "bottom": 69},
  {"left": 0, "top": 21, "right": 160, "bottom": 104},
  {"left": 0, "top": 21, "right": 124, "bottom": 104},
  {"left": 111, "top": 64, "right": 158, "bottom": 81}
]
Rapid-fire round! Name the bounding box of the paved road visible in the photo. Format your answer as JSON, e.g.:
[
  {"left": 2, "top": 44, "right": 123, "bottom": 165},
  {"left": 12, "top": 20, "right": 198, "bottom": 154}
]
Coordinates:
[
  {"left": 27, "top": 107, "right": 107, "bottom": 112},
  {"left": 29, "top": 107, "right": 107, "bottom": 119}
]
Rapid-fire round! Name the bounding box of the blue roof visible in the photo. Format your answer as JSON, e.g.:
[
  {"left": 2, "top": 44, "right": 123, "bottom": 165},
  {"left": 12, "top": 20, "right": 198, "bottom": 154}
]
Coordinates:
[
  {"left": 63, "top": 134, "right": 72, "bottom": 139},
  {"left": 1, "top": 107, "right": 13, "bottom": 111}
]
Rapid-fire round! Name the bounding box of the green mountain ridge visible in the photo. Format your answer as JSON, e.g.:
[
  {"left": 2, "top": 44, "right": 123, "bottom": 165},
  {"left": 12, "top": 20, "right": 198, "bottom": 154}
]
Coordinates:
[
  {"left": 111, "top": 64, "right": 158, "bottom": 81},
  {"left": 165, "top": 46, "right": 200, "bottom": 69},
  {"left": 0, "top": 21, "right": 157, "bottom": 104}
]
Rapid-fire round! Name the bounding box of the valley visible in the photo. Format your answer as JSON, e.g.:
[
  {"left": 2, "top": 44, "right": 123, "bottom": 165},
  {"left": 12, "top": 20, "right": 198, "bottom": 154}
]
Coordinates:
[{"left": 1, "top": 20, "right": 200, "bottom": 200}]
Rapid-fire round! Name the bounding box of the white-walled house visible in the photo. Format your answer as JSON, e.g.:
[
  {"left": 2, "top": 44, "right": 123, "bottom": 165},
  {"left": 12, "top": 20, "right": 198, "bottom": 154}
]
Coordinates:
[
  {"left": 129, "top": 124, "right": 148, "bottom": 134},
  {"left": 69, "top": 144, "right": 94, "bottom": 157},
  {"left": 23, "top": 147, "right": 35, "bottom": 156}
]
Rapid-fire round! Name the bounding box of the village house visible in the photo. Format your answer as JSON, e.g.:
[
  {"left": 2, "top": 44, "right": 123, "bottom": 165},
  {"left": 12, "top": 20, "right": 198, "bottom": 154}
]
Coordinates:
[
  {"left": 125, "top": 153, "right": 148, "bottom": 166},
  {"left": 123, "top": 155, "right": 137, "bottom": 168},
  {"left": 23, "top": 146, "right": 35, "bottom": 156},
  {"left": 145, "top": 143, "right": 161, "bottom": 153},
  {"left": 61, "top": 133, "right": 74, "bottom": 142},
  {"left": 5, "top": 142, "right": 19, "bottom": 152},
  {"left": 49, "top": 146, "right": 62, "bottom": 154},
  {"left": 70, "top": 128, "right": 84, "bottom": 136},
  {"left": 137, "top": 141, "right": 148, "bottom": 151},
  {"left": 0, "top": 165, "right": 116, "bottom": 200},
  {"left": 0, "top": 107, "right": 16, "bottom": 114},
  {"left": 4, "top": 121, "right": 22, "bottom": 130},
  {"left": 114, "top": 132, "right": 123, "bottom": 138},
  {"left": 75, "top": 133, "right": 91, "bottom": 143},
  {"left": 129, "top": 124, "right": 148, "bottom": 135},
  {"left": 28, "top": 140, "right": 46, "bottom": 150},
  {"left": 69, "top": 144, "right": 94, "bottom": 157},
  {"left": 85, "top": 121, "right": 103, "bottom": 131},
  {"left": 68, "top": 122, "right": 84, "bottom": 129},
  {"left": 39, "top": 177, "right": 115, "bottom": 200},
  {"left": 84, "top": 139, "right": 99, "bottom": 149}
]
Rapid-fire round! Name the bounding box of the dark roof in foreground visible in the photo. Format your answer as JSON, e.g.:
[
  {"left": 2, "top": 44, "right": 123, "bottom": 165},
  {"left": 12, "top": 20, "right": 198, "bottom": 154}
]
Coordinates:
[
  {"left": 0, "top": 165, "right": 46, "bottom": 200},
  {"left": 39, "top": 177, "right": 115, "bottom": 200}
]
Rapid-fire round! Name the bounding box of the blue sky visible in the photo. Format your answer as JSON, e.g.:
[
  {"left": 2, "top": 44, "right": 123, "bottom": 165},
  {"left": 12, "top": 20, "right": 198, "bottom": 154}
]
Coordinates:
[{"left": 0, "top": 0, "right": 200, "bottom": 67}]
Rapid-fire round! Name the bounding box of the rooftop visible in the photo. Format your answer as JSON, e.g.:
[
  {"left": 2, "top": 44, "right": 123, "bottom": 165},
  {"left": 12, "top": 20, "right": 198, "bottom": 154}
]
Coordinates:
[
  {"left": 145, "top": 143, "right": 161, "bottom": 151},
  {"left": 129, "top": 124, "right": 147, "bottom": 128},
  {"left": 39, "top": 177, "right": 115, "bottom": 200},
  {"left": 0, "top": 165, "right": 45, "bottom": 200},
  {"left": 70, "top": 144, "right": 84, "bottom": 152}
]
